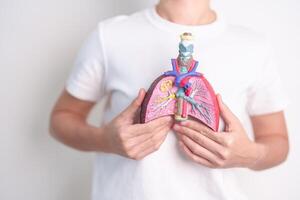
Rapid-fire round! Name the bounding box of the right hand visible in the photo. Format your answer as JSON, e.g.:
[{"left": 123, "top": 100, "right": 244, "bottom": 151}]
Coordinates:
[{"left": 100, "top": 88, "right": 173, "bottom": 160}]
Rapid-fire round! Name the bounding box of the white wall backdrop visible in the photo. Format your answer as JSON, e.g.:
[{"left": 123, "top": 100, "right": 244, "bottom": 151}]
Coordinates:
[{"left": 0, "top": 0, "right": 299, "bottom": 199}]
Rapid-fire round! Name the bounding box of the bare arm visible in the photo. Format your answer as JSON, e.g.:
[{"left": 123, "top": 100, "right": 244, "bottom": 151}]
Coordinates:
[
  {"left": 49, "top": 89, "right": 104, "bottom": 151},
  {"left": 248, "top": 111, "right": 289, "bottom": 170},
  {"left": 49, "top": 88, "right": 173, "bottom": 159},
  {"left": 172, "top": 94, "right": 289, "bottom": 170}
]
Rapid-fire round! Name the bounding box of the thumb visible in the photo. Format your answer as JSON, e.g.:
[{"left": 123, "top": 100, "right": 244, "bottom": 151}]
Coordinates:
[
  {"left": 119, "top": 88, "right": 146, "bottom": 121},
  {"left": 216, "top": 93, "right": 238, "bottom": 128}
]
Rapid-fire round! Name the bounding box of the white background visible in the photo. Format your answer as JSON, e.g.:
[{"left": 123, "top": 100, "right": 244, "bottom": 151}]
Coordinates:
[{"left": 0, "top": 0, "right": 299, "bottom": 199}]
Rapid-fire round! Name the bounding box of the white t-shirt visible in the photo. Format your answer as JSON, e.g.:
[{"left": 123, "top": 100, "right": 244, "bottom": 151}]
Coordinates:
[{"left": 66, "top": 5, "right": 289, "bottom": 200}]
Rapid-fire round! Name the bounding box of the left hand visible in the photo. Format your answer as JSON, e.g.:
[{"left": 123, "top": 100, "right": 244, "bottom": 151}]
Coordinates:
[{"left": 173, "top": 94, "right": 260, "bottom": 169}]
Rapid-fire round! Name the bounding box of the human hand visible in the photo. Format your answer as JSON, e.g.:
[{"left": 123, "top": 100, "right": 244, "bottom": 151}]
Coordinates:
[
  {"left": 101, "top": 88, "right": 173, "bottom": 160},
  {"left": 173, "top": 94, "right": 262, "bottom": 168}
]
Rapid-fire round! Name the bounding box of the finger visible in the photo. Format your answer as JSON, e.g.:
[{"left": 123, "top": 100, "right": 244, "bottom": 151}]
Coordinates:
[
  {"left": 126, "top": 120, "right": 171, "bottom": 148},
  {"left": 179, "top": 119, "right": 223, "bottom": 144},
  {"left": 216, "top": 94, "right": 238, "bottom": 128},
  {"left": 178, "top": 140, "right": 214, "bottom": 168},
  {"left": 174, "top": 124, "right": 225, "bottom": 157},
  {"left": 127, "top": 116, "right": 173, "bottom": 136},
  {"left": 119, "top": 88, "right": 146, "bottom": 121},
  {"left": 180, "top": 135, "right": 223, "bottom": 166},
  {"left": 129, "top": 125, "right": 170, "bottom": 159},
  {"left": 135, "top": 126, "right": 169, "bottom": 159}
]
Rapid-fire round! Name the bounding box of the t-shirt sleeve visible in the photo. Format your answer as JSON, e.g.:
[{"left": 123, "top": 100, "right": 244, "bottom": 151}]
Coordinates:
[
  {"left": 246, "top": 40, "right": 290, "bottom": 116},
  {"left": 65, "top": 24, "right": 107, "bottom": 102}
]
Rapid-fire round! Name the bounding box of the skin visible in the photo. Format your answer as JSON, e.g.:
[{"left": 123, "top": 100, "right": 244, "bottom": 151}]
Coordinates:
[
  {"left": 49, "top": 0, "right": 289, "bottom": 169},
  {"left": 156, "top": 0, "right": 216, "bottom": 26},
  {"left": 173, "top": 94, "right": 289, "bottom": 170},
  {"left": 50, "top": 88, "right": 173, "bottom": 160}
]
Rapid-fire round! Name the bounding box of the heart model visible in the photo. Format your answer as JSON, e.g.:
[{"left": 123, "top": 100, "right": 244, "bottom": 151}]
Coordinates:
[{"left": 140, "top": 32, "right": 220, "bottom": 131}]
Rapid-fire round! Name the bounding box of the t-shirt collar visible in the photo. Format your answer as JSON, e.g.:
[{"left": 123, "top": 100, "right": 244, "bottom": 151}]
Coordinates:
[{"left": 145, "top": 4, "right": 227, "bottom": 40}]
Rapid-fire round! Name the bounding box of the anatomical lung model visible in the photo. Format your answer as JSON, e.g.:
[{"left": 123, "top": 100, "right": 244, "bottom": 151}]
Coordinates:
[{"left": 140, "top": 32, "right": 220, "bottom": 131}]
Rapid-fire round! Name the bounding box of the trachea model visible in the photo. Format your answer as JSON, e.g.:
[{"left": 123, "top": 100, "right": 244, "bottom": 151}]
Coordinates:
[{"left": 140, "top": 32, "right": 219, "bottom": 131}]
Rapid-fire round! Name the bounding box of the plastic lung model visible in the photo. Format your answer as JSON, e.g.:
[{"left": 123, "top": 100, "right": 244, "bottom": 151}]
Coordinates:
[{"left": 140, "top": 33, "right": 219, "bottom": 131}]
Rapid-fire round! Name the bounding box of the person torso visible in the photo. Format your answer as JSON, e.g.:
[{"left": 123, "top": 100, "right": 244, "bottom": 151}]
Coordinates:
[{"left": 92, "top": 6, "right": 267, "bottom": 200}]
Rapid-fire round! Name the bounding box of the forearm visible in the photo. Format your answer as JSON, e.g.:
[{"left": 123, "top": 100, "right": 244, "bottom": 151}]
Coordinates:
[
  {"left": 248, "top": 134, "right": 289, "bottom": 171},
  {"left": 49, "top": 111, "right": 106, "bottom": 152}
]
